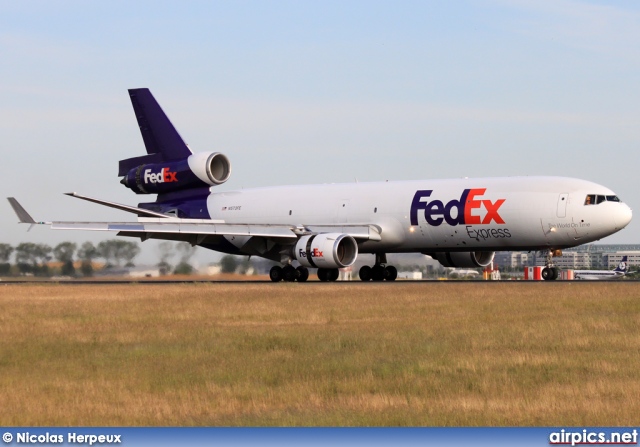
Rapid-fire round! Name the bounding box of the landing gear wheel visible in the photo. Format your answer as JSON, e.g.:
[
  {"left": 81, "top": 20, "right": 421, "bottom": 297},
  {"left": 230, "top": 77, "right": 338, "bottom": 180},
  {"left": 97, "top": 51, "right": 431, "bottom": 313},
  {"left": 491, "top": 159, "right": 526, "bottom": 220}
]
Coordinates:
[
  {"left": 317, "top": 268, "right": 328, "bottom": 282},
  {"left": 282, "top": 265, "right": 297, "bottom": 282},
  {"left": 542, "top": 267, "right": 558, "bottom": 281},
  {"left": 542, "top": 249, "right": 560, "bottom": 281},
  {"left": 371, "top": 265, "right": 385, "bottom": 281},
  {"left": 269, "top": 266, "right": 283, "bottom": 282},
  {"left": 296, "top": 266, "right": 309, "bottom": 282},
  {"left": 359, "top": 265, "right": 372, "bottom": 281},
  {"left": 385, "top": 265, "right": 398, "bottom": 281},
  {"left": 328, "top": 268, "right": 339, "bottom": 282}
]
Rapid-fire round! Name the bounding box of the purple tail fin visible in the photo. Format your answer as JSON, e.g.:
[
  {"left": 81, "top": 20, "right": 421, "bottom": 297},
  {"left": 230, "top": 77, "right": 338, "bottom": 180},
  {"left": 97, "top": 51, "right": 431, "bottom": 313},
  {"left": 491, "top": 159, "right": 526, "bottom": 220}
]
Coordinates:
[
  {"left": 614, "top": 256, "right": 628, "bottom": 273},
  {"left": 118, "top": 88, "right": 193, "bottom": 176}
]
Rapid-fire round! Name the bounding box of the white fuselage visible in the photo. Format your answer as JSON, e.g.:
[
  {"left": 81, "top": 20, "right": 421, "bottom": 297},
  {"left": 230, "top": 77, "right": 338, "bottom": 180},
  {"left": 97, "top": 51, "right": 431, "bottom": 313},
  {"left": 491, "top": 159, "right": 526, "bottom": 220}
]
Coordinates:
[
  {"left": 574, "top": 270, "right": 625, "bottom": 280},
  {"left": 206, "top": 176, "right": 632, "bottom": 254}
]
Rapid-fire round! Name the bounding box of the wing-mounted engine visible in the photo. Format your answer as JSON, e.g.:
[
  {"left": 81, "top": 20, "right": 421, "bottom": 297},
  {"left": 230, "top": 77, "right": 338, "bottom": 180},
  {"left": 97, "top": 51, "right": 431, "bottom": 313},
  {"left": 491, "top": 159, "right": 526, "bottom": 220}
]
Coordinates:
[
  {"left": 294, "top": 233, "right": 358, "bottom": 269},
  {"left": 120, "top": 152, "right": 231, "bottom": 194},
  {"left": 427, "top": 251, "right": 495, "bottom": 268}
]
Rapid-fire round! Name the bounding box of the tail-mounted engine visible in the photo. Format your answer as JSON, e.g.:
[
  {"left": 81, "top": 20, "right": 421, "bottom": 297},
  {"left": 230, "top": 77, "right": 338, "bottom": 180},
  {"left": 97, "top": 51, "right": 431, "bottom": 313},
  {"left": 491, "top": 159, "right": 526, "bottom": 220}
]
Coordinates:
[
  {"left": 427, "top": 251, "right": 495, "bottom": 268},
  {"left": 120, "top": 152, "right": 231, "bottom": 194},
  {"left": 294, "top": 233, "right": 358, "bottom": 269}
]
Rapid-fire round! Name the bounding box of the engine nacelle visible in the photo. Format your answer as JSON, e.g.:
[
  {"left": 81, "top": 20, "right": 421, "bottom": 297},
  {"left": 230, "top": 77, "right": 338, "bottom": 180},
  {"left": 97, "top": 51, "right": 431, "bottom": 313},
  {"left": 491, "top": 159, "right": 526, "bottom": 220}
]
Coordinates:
[
  {"left": 120, "top": 152, "right": 231, "bottom": 194},
  {"left": 429, "top": 251, "right": 495, "bottom": 268},
  {"left": 294, "top": 233, "right": 358, "bottom": 269}
]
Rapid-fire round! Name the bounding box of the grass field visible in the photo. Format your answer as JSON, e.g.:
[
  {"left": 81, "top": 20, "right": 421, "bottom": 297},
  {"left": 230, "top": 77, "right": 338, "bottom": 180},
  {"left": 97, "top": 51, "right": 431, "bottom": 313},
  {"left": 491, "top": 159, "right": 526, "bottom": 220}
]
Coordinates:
[{"left": 0, "top": 282, "right": 639, "bottom": 426}]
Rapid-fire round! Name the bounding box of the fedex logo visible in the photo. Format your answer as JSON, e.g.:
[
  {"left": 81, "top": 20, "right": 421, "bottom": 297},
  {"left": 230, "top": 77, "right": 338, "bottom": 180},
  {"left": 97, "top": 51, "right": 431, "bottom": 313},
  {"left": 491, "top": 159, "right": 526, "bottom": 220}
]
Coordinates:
[
  {"left": 410, "top": 189, "right": 505, "bottom": 227},
  {"left": 298, "top": 248, "right": 324, "bottom": 258},
  {"left": 144, "top": 167, "right": 178, "bottom": 184}
]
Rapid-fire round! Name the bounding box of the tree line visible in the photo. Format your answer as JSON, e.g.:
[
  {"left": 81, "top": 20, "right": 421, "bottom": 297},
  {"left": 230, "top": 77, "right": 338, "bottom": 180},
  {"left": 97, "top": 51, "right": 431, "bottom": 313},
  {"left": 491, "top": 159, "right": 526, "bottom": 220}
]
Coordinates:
[
  {"left": 0, "top": 239, "right": 204, "bottom": 277},
  {"left": 0, "top": 239, "right": 140, "bottom": 277}
]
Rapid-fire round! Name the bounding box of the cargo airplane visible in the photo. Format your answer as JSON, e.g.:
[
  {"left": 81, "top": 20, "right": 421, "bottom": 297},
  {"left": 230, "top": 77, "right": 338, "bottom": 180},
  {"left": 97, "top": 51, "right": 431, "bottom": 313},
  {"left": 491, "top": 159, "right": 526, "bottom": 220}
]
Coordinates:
[
  {"left": 7, "top": 89, "right": 633, "bottom": 282},
  {"left": 574, "top": 256, "right": 630, "bottom": 280}
]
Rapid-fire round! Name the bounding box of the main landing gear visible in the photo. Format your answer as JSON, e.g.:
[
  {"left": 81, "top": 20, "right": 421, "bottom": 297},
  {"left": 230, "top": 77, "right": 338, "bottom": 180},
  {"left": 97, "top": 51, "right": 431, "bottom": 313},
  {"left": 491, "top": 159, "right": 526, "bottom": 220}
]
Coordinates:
[
  {"left": 269, "top": 253, "right": 400, "bottom": 283},
  {"left": 541, "top": 249, "right": 560, "bottom": 281},
  {"left": 269, "top": 265, "right": 341, "bottom": 282},
  {"left": 269, "top": 265, "right": 309, "bottom": 282},
  {"left": 358, "top": 253, "right": 398, "bottom": 282}
]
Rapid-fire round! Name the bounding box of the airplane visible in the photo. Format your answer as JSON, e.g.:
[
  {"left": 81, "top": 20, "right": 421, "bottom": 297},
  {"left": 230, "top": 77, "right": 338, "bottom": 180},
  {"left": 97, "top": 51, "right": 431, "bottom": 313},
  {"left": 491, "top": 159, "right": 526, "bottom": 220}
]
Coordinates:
[
  {"left": 7, "top": 88, "right": 633, "bottom": 282},
  {"left": 446, "top": 268, "right": 480, "bottom": 277},
  {"left": 574, "top": 256, "right": 630, "bottom": 280}
]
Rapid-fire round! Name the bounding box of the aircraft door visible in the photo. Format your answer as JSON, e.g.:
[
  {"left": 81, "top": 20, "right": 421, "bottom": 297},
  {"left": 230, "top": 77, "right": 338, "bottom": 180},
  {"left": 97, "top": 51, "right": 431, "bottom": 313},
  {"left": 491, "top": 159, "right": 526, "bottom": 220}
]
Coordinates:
[{"left": 556, "top": 193, "right": 569, "bottom": 218}]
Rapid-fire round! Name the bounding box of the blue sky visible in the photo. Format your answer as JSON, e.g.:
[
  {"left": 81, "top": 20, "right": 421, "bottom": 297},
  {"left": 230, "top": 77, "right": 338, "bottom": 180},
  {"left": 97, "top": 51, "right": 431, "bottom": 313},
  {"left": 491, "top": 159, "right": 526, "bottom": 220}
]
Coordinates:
[{"left": 1, "top": 0, "right": 639, "bottom": 264}]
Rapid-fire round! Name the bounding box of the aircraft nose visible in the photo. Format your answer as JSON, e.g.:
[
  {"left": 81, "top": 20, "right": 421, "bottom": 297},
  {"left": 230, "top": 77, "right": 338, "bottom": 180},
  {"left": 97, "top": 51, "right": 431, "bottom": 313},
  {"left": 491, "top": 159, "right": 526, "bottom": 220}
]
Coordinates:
[{"left": 614, "top": 203, "right": 633, "bottom": 229}]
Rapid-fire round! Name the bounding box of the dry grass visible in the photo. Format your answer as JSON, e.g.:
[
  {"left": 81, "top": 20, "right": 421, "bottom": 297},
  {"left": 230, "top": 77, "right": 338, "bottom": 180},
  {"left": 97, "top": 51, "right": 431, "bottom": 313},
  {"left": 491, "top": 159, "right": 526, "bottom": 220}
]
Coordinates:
[{"left": 0, "top": 282, "right": 639, "bottom": 426}]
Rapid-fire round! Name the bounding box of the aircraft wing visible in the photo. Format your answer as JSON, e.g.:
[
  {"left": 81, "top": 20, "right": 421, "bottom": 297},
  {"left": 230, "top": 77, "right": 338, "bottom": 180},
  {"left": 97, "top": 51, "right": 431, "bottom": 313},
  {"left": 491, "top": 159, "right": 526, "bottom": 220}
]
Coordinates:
[{"left": 7, "top": 198, "right": 382, "bottom": 242}]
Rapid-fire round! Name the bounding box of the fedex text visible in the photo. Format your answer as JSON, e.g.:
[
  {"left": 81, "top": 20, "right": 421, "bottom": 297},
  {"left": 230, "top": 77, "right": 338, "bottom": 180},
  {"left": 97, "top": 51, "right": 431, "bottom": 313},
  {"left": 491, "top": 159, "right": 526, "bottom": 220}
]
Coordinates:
[
  {"left": 410, "top": 189, "right": 506, "bottom": 227},
  {"left": 298, "top": 248, "right": 324, "bottom": 259},
  {"left": 144, "top": 167, "right": 178, "bottom": 184}
]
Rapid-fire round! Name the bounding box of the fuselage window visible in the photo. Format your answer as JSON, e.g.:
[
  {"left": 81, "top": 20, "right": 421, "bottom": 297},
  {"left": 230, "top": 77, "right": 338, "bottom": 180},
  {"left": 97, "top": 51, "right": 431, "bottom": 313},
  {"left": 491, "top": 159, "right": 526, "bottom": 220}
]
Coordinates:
[
  {"left": 606, "top": 195, "right": 620, "bottom": 202},
  {"left": 584, "top": 194, "right": 596, "bottom": 205},
  {"left": 596, "top": 195, "right": 605, "bottom": 204}
]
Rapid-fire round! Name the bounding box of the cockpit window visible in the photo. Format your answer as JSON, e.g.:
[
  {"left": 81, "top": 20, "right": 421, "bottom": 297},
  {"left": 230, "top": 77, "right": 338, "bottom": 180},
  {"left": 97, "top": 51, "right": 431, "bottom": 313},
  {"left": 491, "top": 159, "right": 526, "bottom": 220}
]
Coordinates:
[{"left": 585, "top": 194, "right": 622, "bottom": 205}]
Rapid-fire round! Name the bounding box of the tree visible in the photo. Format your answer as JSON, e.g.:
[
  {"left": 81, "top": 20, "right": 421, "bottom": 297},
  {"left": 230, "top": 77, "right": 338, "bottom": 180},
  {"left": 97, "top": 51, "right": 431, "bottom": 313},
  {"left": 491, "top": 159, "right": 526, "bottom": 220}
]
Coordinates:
[
  {"left": 220, "top": 255, "right": 238, "bottom": 274},
  {"left": 53, "top": 242, "right": 77, "bottom": 276},
  {"left": 97, "top": 239, "right": 140, "bottom": 267},
  {"left": 157, "top": 242, "right": 175, "bottom": 275},
  {"left": 97, "top": 240, "right": 117, "bottom": 267},
  {"left": 173, "top": 261, "right": 194, "bottom": 275},
  {"left": 173, "top": 242, "right": 197, "bottom": 275},
  {"left": 77, "top": 241, "right": 99, "bottom": 277},
  {"left": 237, "top": 257, "right": 252, "bottom": 275},
  {"left": 15, "top": 243, "right": 52, "bottom": 276},
  {"left": 119, "top": 241, "right": 141, "bottom": 267},
  {"left": 0, "top": 243, "right": 13, "bottom": 276},
  {"left": 0, "top": 243, "right": 13, "bottom": 263}
]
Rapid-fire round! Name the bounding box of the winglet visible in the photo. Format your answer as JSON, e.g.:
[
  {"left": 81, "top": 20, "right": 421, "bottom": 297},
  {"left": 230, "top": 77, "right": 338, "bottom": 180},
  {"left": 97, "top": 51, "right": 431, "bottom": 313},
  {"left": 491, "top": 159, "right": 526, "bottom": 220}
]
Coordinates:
[{"left": 7, "top": 198, "right": 36, "bottom": 224}]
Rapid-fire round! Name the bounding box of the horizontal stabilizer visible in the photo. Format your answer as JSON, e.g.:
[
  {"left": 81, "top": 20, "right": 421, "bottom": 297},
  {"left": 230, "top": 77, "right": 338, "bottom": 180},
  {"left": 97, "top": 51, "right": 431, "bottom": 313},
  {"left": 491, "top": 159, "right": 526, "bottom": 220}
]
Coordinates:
[
  {"left": 7, "top": 197, "right": 36, "bottom": 224},
  {"left": 64, "top": 192, "right": 170, "bottom": 218}
]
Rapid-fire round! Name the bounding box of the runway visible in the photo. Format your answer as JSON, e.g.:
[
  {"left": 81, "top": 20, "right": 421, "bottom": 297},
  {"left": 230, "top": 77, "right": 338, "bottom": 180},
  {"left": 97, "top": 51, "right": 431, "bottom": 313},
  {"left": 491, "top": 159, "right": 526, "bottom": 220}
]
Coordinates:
[{"left": 2, "top": 279, "right": 639, "bottom": 284}]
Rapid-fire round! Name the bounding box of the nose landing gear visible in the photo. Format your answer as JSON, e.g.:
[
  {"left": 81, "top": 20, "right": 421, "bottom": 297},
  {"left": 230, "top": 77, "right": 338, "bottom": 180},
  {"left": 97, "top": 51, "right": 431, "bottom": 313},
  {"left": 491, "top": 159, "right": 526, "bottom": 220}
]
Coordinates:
[
  {"left": 541, "top": 266, "right": 559, "bottom": 280},
  {"left": 541, "top": 249, "right": 560, "bottom": 281}
]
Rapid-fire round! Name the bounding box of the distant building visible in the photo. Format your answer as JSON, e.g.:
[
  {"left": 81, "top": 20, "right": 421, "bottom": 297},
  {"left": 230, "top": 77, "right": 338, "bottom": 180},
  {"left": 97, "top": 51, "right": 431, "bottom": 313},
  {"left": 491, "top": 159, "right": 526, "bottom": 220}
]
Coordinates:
[
  {"left": 603, "top": 252, "right": 640, "bottom": 269},
  {"left": 549, "top": 251, "right": 594, "bottom": 269},
  {"left": 398, "top": 271, "right": 423, "bottom": 280},
  {"left": 95, "top": 266, "right": 160, "bottom": 277},
  {"left": 494, "top": 252, "right": 529, "bottom": 269},
  {"left": 200, "top": 265, "right": 222, "bottom": 276},
  {"left": 128, "top": 267, "right": 160, "bottom": 278},
  {"left": 496, "top": 244, "right": 640, "bottom": 270}
]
